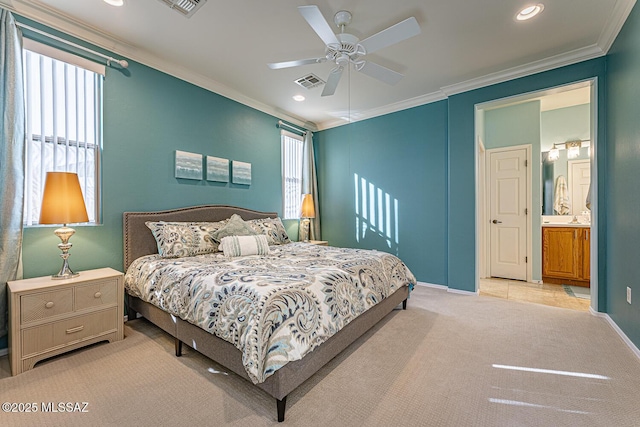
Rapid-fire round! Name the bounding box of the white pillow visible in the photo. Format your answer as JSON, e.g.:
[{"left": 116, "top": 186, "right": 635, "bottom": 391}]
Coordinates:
[{"left": 219, "top": 235, "right": 270, "bottom": 257}]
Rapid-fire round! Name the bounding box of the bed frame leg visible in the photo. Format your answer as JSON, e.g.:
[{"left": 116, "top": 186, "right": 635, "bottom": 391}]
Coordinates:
[
  {"left": 126, "top": 296, "right": 138, "bottom": 322},
  {"left": 402, "top": 299, "right": 407, "bottom": 310},
  {"left": 276, "top": 396, "right": 287, "bottom": 422},
  {"left": 175, "top": 338, "right": 183, "bottom": 357}
]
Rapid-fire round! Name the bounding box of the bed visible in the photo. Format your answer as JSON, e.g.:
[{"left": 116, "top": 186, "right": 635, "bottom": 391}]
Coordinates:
[{"left": 123, "top": 205, "right": 415, "bottom": 421}]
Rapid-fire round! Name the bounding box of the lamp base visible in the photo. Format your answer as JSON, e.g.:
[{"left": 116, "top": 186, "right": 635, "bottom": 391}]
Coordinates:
[
  {"left": 51, "top": 225, "right": 80, "bottom": 280},
  {"left": 300, "top": 218, "right": 311, "bottom": 242},
  {"left": 52, "top": 262, "right": 79, "bottom": 280}
]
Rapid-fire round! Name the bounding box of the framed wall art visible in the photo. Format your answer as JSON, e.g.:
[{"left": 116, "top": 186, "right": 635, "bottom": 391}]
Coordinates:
[
  {"left": 175, "top": 150, "right": 203, "bottom": 180},
  {"left": 206, "top": 156, "right": 229, "bottom": 182},
  {"left": 232, "top": 161, "right": 251, "bottom": 185}
]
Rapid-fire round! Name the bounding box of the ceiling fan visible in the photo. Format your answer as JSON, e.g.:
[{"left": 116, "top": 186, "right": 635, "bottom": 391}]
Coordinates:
[{"left": 268, "top": 5, "right": 421, "bottom": 97}]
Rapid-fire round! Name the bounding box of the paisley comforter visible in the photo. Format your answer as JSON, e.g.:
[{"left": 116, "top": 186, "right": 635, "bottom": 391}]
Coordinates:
[{"left": 124, "top": 242, "right": 416, "bottom": 384}]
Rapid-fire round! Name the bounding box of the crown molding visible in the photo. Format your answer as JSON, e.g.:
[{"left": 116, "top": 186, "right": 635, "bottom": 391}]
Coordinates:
[
  {"left": 440, "top": 44, "right": 606, "bottom": 97},
  {"left": 598, "top": 0, "right": 637, "bottom": 53},
  {"left": 318, "top": 42, "right": 607, "bottom": 130},
  {"left": 317, "top": 90, "right": 447, "bottom": 131},
  {"left": 3, "top": 0, "right": 631, "bottom": 133},
  {"left": 3, "top": 0, "right": 315, "bottom": 131}
]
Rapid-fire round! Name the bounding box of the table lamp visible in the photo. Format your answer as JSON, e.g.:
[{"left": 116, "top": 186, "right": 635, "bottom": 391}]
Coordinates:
[
  {"left": 39, "top": 172, "right": 89, "bottom": 279},
  {"left": 300, "top": 193, "right": 315, "bottom": 242}
]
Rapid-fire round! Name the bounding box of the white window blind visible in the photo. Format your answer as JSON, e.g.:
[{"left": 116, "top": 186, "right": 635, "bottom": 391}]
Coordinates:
[
  {"left": 281, "top": 130, "right": 304, "bottom": 219},
  {"left": 22, "top": 42, "right": 104, "bottom": 225}
]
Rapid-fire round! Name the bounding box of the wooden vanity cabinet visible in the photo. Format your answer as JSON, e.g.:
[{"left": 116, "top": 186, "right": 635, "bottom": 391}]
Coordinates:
[
  {"left": 582, "top": 228, "right": 590, "bottom": 281},
  {"left": 542, "top": 226, "right": 590, "bottom": 287}
]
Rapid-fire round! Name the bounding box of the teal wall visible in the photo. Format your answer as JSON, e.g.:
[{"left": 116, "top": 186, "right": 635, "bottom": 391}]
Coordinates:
[
  {"left": 541, "top": 104, "right": 591, "bottom": 150},
  {"left": 315, "top": 101, "right": 448, "bottom": 285},
  {"left": 447, "top": 58, "right": 607, "bottom": 296},
  {"left": 605, "top": 3, "right": 640, "bottom": 347},
  {"left": 16, "top": 17, "right": 288, "bottom": 279},
  {"left": 9, "top": 10, "right": 640, "bottom": 354},
  {"left": 485, "top": 101, "right": 542, "bottom": 281},
  {"left": 318, "top": 59, "right": 606, "bottom": 298}
]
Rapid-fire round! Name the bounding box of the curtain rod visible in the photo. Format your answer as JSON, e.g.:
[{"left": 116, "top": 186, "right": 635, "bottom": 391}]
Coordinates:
[
  {"left": 16, "top": 22, "right": 129, "bottom": 68},
  {"left": 277, "top": 120, "right": 307, "bottom": 135}
]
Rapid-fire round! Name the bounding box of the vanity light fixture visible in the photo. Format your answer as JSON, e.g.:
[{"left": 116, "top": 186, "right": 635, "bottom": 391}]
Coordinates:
[
  {"left": 516, "top": 4, "right": 544, "bottom": 21},
  {"left": 567, "top": 140, "right": 581, "bottom": 159},
  {"left": 104, "top": 0, "right": 124, "bottom": 6},
  {"left": 548, "top": 144, "right": 559, "bottom": 161}
]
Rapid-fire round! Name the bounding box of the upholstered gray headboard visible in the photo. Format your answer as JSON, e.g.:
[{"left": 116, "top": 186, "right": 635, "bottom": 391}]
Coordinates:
[{"left": 122, "top": 205, "right": 278, "bottom": 271}]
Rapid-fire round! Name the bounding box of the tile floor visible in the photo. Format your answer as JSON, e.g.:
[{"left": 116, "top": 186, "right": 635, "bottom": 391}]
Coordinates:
[{"left": 479, "top": 277, "right": 591, "bottom": 312}]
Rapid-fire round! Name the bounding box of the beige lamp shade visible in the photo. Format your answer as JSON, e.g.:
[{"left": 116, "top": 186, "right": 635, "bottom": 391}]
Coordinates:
[
  {"left": 300, "top": 193, "right": 315, "bottom": 219},
  {"left": 39, "top": 172, "right": 89, "bottom": 225}
]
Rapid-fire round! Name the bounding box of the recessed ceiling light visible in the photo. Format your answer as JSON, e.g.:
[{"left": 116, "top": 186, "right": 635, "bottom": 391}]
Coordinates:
[
  {"left": 516, "top": 4, "right": 544, "bottom": 21},
  {"left": 104, "top": 0, "right": 124, "bottom": 6},
  {"left": 293, "top": 95, "right": 305, "bottom": 102}
]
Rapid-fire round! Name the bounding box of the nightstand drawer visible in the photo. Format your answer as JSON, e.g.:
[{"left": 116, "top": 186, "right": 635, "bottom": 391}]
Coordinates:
[
  {"left": 75, "top": 279, "right": 118, "bottom": 311},
  {"left": 21, "top": 289, "right": 73, "bottom": 324},
  {"left": 21, "top": 308, "right": 118, "bottom": 357}
]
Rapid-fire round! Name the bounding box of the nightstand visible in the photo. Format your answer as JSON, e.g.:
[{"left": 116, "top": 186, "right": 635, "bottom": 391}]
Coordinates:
[
  {"left": 308, "top": 240, "right": 329, "bottom": 246},
  {"left": 8, "top": 267, "right": 124, "bottom": 376}
]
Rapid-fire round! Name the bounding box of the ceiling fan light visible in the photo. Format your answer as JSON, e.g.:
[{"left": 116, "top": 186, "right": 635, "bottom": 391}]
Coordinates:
[
  {"left": 516, "top": 4, "right": 544, "bottom": 21},
  {"left": 104, "top": 0, "right": 124, "bottom": 6}
]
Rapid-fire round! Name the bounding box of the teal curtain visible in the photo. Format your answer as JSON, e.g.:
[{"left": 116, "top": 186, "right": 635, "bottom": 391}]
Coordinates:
[
  {"left": 299, "top": 131, "right": 320, "bottom": 240},
  {"left": 0, "top": 9, "right": 25, "bottom": 338}
]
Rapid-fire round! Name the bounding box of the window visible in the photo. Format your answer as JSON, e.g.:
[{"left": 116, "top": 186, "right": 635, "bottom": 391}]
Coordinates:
[
  {"left": 281, "top": 130, "right": 304, "bottom": 219},
  {"left": 22, "top": 40, "right": 104, "bottom": 226}
]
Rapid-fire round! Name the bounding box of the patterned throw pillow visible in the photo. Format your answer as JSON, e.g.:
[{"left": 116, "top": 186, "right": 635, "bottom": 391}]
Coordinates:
[
  {"left": 219, "top": 235, "right": 270, "bottom": 257},
  {"left": 209, "top": 214, "right": 258, "bottom": 243},
  {"left": 145, "top": 220, "right": 228, "bottom": 258},
  {"left": 248, "top": 217, "right": 291, "bottom": 245}
]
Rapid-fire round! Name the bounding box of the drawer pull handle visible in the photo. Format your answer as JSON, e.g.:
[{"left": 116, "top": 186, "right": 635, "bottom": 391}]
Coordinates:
[
  {"left": 45, "top": 301, "right": 54, "bottom": 309},
  {"left": 94, "top": 292, "right": 102, "bottom": 299},
  {"left": 66, "top": 325, "right": 84, "bottom": 334}
]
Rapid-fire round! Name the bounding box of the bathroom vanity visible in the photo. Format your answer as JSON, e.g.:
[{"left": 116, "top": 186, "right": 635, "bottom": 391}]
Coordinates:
[{"left": 542, "top": 223, "right": 590, "bottom": 287}]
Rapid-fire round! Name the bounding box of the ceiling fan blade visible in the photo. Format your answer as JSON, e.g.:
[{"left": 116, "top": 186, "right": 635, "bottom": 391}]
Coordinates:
[
  {"left": 321, "top": 67, "right": 343, "bottom": 97},
  {"left": 357, "top": 61, "right": 403, "bottom": 85},
  {"left": 298, "top": 5, "right": 340, "bottom": 47},
  {"left": 268, "top": 57, "right": 326, "bottom": 69},
  {"left": 359, "top": 17, "right": 421, "bottom": 54}
]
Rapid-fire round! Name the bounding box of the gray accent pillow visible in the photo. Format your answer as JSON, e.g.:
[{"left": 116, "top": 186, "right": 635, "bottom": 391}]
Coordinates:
[{"left": 210, "top": 214, "right": 258, "bottom": 243}]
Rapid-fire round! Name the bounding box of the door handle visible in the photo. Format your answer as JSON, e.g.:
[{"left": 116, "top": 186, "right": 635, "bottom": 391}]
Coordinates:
[{"left": 492, "top": 220, "right": 502, "bottom": 224}]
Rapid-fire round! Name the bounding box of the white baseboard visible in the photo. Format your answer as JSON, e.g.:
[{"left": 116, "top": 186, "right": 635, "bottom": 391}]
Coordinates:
[
  {"left": 416, "top": 281, "right": 478, "bottom": 295},
  {"left": 598, "top": 312, "right": 640, "bottom": 360},
  {"left": 447, "top": 288, "right": 478, "bottom": 296},
  {"left": 416, "top": 281, "right": 447, "bottom": 290},
  {"left": 0, "top": 348, "right": 7, "bottom": 357}
]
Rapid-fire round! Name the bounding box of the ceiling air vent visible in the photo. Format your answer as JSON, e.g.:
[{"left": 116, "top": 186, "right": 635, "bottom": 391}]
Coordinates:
[
  {"left": 158, "top": 0, "right": 207, "bottom": 18},
  {"left": 294, "top": 74, "right": 325, "bottom": 90}
]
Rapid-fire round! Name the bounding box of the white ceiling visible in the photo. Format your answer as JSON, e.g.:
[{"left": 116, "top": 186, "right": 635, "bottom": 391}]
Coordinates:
[{"left": 2, "top": 0, "right": 635, "bottom": 130}]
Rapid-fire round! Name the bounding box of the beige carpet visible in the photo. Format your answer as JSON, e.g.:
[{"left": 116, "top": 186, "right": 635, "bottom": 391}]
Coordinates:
[{"left": 1, "top": 286, "right": 640, "bottom": 426}]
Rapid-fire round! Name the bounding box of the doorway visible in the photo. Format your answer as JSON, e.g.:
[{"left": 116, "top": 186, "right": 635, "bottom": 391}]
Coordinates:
[{"left": 475, "top": 79, "right": 598, "bottom": 311}]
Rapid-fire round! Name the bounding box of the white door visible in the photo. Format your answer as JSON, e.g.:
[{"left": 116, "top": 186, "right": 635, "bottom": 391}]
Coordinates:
[
  {"left": 489, "top": 148, "right": 528, "bottom": 281},
  {"left": 568, "top": 159, "right": 590, "bottom": 215}
]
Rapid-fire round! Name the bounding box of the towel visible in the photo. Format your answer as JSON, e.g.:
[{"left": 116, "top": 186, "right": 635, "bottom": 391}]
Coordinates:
[{"left": 553, "top": 175, "right": 571, "bottom": 215}]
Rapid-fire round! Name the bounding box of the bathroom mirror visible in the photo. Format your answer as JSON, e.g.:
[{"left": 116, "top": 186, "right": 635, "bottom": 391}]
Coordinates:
[{"left": 542, "top": 147, "right": 590, "bottom": 215}]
